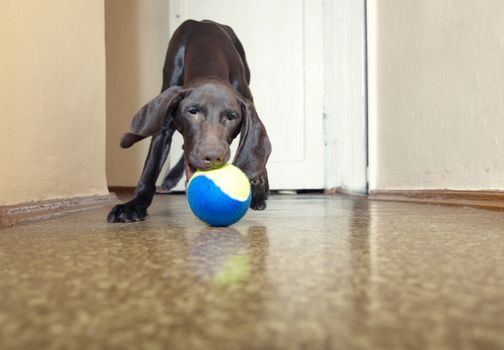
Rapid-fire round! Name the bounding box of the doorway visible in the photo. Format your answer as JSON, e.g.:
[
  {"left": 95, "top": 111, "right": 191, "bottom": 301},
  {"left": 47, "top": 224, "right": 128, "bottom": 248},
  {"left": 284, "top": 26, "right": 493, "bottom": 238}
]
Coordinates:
[{"left": 105, "top": 0, "right": 368, "bottom": 194}]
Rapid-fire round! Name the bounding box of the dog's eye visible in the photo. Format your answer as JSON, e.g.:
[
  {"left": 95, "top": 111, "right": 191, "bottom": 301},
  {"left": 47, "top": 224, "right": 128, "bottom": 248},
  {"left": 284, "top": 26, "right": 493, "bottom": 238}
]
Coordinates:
[
  {"left": 187, "top": 106, "right": 199, "bottom": 115},
  {"left": 227, "top": 112, "right": 238, "bottom": 121}
]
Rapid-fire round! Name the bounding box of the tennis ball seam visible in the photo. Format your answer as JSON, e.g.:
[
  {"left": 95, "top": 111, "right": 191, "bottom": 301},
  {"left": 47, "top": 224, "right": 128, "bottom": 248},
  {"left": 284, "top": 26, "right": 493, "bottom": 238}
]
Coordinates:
[{"left": 188, "top": 164, "right": 250, "bottom": 201}]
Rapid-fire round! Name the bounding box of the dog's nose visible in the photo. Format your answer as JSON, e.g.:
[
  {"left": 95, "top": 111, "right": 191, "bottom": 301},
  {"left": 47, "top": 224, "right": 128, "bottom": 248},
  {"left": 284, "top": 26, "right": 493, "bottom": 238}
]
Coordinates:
[{"left": 201, "top": 149, "right": 226, "bottom": 169}]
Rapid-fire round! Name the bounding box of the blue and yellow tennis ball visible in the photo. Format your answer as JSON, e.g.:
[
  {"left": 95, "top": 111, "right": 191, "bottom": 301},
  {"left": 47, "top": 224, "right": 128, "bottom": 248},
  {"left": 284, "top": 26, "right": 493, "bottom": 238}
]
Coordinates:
[{"left": 187, "top": 164, "right": 251, "bottom": 227}]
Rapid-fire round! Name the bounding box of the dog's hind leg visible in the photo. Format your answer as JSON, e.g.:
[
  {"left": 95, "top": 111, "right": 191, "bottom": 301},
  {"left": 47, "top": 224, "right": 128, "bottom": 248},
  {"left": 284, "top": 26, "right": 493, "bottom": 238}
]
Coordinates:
[{"left": 157, "top": 155, "right": 185, "bottom": 192}]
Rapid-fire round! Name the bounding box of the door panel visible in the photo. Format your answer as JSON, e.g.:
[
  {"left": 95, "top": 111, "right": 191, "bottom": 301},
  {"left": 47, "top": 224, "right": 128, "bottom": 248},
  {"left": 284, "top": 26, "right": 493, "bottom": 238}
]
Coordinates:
[{"left": 168, "top": 0, "right": 324, "bottom": 190}]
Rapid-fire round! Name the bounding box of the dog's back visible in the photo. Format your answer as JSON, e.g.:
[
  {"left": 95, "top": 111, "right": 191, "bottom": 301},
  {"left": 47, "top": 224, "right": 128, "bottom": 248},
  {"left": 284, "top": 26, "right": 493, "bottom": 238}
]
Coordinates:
[{"left": 162, "top": 20, "right": 251, "bottom": 99}]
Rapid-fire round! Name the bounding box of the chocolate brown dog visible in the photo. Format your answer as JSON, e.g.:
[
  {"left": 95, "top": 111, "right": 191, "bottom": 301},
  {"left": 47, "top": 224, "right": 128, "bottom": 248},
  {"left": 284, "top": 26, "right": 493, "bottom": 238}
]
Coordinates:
[{"left": 107, "top": 20, "right": 271, "bottom": 223}]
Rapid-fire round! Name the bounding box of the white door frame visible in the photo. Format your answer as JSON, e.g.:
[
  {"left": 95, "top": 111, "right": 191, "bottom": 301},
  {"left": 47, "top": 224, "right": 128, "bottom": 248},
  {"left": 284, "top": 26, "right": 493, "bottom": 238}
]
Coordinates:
[
  {"left": 323, "top": 0, "right": 368, "bottom": 194},
  {"left": 366, "top": 0, "right": 378, "bottom": 192}
]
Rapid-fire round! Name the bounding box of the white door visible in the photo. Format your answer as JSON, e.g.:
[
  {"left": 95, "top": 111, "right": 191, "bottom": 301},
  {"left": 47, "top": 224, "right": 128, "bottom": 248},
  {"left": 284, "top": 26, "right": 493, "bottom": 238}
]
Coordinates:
[{"left": 167, "top": 0, "right": 325, "bottom": 190}]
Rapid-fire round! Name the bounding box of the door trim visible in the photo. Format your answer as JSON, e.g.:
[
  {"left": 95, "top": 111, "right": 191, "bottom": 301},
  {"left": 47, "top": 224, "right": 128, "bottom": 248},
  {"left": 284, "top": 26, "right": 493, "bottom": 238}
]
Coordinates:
[{"left": 323, "top": 0, "right": 368, "bottom": 194}]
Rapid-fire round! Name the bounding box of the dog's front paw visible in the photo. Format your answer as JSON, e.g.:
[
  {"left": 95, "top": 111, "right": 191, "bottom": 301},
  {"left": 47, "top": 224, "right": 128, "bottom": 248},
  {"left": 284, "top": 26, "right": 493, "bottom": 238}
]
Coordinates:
[
  {"left": 107, "top": 203, "right": 147, "bottom": 223},
  {"left": 249, "top": 170, "right": 269, "bottom": 211},
  {"left": 160, "top": 177, "right": 179, "bottom": 192},
  {"left": 250, "top": 198, "right": 267, "bottom": 210}
]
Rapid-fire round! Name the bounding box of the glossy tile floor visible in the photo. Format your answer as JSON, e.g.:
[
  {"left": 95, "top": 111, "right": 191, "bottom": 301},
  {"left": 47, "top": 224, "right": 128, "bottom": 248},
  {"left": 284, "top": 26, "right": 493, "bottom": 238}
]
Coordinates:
[{"left": 1, "top": 194, "right": 504, "bottom": 350}]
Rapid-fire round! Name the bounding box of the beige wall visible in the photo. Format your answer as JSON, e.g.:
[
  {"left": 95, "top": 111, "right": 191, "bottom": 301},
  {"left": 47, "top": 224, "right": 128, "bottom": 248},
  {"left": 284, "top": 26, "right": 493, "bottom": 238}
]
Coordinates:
[
  {"left": 105, "top": 0, "right": 171, "bottom": 186},
  {"left": 370, "top": 0, "right": 504, "bottom": 190},
  {"left": 0, "top": 0, "right": 108, "bottom": 206}
]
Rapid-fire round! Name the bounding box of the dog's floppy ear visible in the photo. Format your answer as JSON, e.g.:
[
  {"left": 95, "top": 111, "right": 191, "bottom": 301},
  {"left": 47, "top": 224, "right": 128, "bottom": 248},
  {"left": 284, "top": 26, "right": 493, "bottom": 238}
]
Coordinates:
[
  {"left": 120, "top": 86, "right": 188, "bottom": 148},
  {"left": 233, "top": 98, "right": 272, "bottom": 179}
]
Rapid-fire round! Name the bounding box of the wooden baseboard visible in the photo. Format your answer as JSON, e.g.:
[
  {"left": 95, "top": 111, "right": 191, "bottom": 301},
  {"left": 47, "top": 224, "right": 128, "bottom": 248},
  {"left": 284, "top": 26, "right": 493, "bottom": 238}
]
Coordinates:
[
  {"left": 369, "top": 190, "right": 504, "bottom": 211},
  {"left": 0, "top": 194, "right": 119, "bottom": 227},
  {"left": 325, "top": 186, "right": 368, "bottom": 198},
  {"left": 108, "top": 186, "right": 135, "bottom": 194}
]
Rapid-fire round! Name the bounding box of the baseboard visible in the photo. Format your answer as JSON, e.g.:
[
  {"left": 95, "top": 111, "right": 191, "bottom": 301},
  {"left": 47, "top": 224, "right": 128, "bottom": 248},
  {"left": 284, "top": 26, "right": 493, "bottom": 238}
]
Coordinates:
[
  {"left": 108, "top": 187, "right": 185, "bottom": 196},
  {"left": 325, "top": 186, "right": 368, "bottom": 198},
  {"left": 108, "top": 186, "right": 135, "bottom": 194},
  {"left": 369, "top": 190, "right": 504, "bottom": 211},
  {"left": 0, "top": 194, "right": 119, "bottom": 227}
]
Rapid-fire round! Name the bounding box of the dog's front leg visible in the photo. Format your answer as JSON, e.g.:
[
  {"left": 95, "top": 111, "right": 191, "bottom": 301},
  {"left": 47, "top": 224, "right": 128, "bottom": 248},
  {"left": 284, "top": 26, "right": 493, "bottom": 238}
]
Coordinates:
[
  {"left": 250, "top": 168, "right": 269, "bottom": 210},
  {"left": 107, "top": 127, "right": 174, "bottom": 222}
]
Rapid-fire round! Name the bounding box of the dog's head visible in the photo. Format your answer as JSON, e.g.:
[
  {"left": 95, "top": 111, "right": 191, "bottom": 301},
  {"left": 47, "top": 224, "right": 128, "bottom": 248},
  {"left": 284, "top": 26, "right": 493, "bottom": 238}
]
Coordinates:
[{"left": 120, "top": 79, "right": 271, "bottom": 181}]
